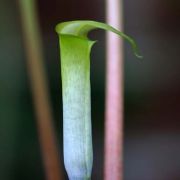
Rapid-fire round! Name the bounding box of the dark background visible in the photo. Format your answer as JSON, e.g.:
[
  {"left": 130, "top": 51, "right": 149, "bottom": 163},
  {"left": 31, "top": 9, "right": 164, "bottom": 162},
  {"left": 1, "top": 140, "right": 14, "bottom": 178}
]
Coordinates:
[{"left": 0, "top": 0, "right": 180, "bottom": 179}]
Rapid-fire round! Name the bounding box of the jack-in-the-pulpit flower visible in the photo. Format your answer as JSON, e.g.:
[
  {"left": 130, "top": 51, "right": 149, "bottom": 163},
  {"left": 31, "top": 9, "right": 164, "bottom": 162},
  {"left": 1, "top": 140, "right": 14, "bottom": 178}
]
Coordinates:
[{"left": 55, "top": 20, "right": 142, "bottom": 179}]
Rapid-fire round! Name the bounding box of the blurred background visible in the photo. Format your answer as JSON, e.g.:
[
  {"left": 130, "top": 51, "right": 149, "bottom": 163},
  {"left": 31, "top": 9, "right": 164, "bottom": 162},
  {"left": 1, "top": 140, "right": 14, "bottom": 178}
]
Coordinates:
[{"left": 0, "top": 0, "right": 180, "bottom": 179}]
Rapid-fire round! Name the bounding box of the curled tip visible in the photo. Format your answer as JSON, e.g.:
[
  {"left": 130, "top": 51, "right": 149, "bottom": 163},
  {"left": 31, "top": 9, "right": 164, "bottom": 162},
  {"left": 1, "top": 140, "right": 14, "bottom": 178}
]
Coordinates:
[
  {"left": 136, "top": 54, "right": 143, "bottom": 59},
  {"left": 133, "top": 44, "right": 143, "bottom": 59},
  {"left": 134, "top": 50, "right": 143, "bottom": 59},
  {"left": 55, "top": 20, "right": 142, "bottom": 59}
]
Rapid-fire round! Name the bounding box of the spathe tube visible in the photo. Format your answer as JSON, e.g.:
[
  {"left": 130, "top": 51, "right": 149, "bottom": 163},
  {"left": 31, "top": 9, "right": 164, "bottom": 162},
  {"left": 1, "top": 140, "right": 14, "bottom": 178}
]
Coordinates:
[{"left": 55, "top": 20, "right": 142, "bottom": 179}]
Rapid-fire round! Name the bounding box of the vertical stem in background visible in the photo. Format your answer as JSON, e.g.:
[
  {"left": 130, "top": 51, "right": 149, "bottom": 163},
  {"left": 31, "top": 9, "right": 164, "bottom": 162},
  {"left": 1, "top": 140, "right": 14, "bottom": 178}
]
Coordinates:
[
  {"left": 105, "top": 0, "right": 123, "bottom": 179},
  {"left": 18, "top": 1, "right": 62, "bottom": 180}
]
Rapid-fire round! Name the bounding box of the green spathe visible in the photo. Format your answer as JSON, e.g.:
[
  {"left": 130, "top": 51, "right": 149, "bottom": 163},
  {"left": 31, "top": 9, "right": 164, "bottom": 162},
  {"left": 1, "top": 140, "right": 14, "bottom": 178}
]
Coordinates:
[
  {"left": 55, "top": 20, "right": 142, "bottom": 179},
  {"left": 60, "top": 35, "right": 94, "bottom": 179}
]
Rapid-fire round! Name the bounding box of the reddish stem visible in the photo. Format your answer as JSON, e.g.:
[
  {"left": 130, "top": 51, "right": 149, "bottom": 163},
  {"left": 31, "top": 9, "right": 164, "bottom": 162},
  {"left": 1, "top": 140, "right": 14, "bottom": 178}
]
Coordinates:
[
  {"left": 104, "top": 0, "right": 124, "bottom": 179},
  {"left": 17, "top": 1, "right": 63, "bottom": 179}
]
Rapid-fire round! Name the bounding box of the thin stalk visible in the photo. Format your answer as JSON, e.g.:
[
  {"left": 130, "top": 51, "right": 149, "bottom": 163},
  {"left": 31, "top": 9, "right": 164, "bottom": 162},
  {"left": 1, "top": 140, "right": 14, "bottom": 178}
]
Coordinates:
[
  {"left": 18, "top": 1, "right": 62, "bottom": 180},
  {"left": 104, "top": 0, "right": 124, "bottom": 179}
]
